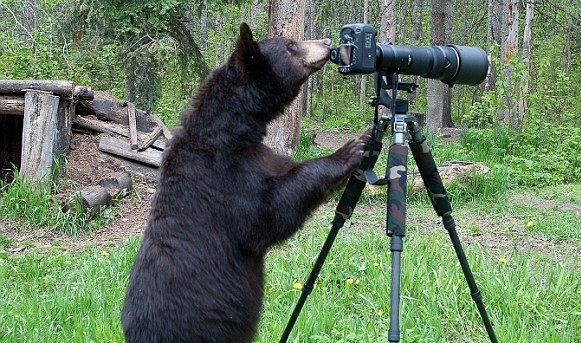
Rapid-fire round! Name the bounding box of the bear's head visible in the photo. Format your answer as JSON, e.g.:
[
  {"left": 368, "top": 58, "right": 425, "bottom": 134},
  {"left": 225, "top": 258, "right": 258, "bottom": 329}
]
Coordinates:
[{"left": 229, "top": 23, "right": 331, "bottom": 122}]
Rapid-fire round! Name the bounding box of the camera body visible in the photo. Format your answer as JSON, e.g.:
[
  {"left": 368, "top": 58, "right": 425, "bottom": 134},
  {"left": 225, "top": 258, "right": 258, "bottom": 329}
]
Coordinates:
[
  {"left": 331, "top": 23, "right": 378, "bottom": 74},
  {"left": 330, "top": 23, "right": 489, "bottom": 86}
]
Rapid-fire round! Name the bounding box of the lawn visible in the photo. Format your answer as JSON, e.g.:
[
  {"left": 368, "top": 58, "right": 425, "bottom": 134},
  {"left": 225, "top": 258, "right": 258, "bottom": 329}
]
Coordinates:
[{"left": 1, "top": 183, "right": 579, "bottom": 342}]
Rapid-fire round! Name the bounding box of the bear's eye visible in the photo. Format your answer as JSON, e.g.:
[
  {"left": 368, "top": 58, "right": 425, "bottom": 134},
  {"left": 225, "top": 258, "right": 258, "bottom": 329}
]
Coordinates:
[{"left": 286, "top": 40, "right": 298, "bottom": 52}]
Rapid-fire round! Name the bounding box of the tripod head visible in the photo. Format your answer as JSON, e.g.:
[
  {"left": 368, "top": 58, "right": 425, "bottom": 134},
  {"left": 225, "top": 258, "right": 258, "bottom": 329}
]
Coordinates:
[{"left": 370, "top": 72, "right": 417, "bottom": 118}]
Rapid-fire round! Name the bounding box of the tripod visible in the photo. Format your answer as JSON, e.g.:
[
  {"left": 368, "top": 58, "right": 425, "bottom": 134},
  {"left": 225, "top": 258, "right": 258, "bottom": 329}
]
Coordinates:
[{"left": 279, "top": 72, "right": 498, "bottom": 343}]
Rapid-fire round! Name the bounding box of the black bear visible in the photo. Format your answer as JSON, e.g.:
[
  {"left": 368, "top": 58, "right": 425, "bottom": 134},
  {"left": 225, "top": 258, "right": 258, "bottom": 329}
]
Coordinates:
[{"left": 122, "top": 23, "right": 369, "bottom": 343}]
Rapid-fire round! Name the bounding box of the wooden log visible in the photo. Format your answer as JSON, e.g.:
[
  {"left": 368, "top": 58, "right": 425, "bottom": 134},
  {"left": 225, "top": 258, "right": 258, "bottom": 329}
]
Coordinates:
[
  {"left": 19, "top": 91, "right": 62, "bottom": 183},
  {"left": 138, "top": 126, "right": 163, "bottom": 151},
  {"left": 77, "top": 91, "right": 153, "bottom": 132},
  {"left": 0, "top": 95, "right": 25, "bottom": 115},
  {"left": 151, "top": 114, "right": 173, "bottom": 140},
  {"left": 72, "top": 116, "right": 166, "bottom": 150},
  {"left": 62, "top": 185, "right": 112, "bottom": 213},
  {"left": 409, "top": 161, "right": 491, "bottom": 194},
  {"left": 98, "top": 172, "right": 132, "bottom": 193},
  {"left": 98, "top": 135, "right": 162, "bottom": 167},
  {"left": 0, "top": 80, "right": 74, "bottom": 96},
  {"left": 127, "top": 102, "right": 139, "bottom": 149}
]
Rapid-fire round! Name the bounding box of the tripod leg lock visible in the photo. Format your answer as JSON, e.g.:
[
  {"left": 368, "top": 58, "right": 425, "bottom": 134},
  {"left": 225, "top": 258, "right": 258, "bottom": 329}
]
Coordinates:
[
  {"left": 389, "top": 235, "right": 404, "bottom": 252},
  {"left": 471, "top": 289, "right": 483, "bottom": 302},
  {"left": 301, "top": 283, "right": 314, "bottom": 295},
  {"left": 442, "top": 216, "right": 456, "bottom": 231}
]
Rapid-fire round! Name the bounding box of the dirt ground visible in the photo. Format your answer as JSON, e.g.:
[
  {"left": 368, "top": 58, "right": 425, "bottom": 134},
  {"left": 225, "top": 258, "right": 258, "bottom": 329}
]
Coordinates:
[{"left": 0, "top": 130, "right": 579, "bottom": 261}]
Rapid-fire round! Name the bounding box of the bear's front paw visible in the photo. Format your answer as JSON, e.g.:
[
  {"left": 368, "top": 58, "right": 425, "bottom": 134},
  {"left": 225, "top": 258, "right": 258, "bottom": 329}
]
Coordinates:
[{"left": 331, "top": 129, "right": 372, "bottom": 173}]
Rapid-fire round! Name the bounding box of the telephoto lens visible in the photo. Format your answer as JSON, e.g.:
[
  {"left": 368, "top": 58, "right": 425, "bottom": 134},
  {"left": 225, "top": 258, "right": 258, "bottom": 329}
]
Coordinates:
[{"left": 376, "top": 43, "right": 488, "bottom": 86}]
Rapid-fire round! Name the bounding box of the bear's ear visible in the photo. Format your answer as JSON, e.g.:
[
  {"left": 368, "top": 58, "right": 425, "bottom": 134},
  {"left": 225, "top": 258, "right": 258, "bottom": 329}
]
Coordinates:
[{"left": 233, "top": 23, "right": 264, "bottom": 68}]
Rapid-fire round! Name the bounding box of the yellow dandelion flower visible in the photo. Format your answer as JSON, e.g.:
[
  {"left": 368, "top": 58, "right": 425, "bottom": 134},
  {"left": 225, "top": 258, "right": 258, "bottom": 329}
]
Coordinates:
[
  {"left": 378, "top": 309, "right": 384, "bottom": 316},
  {"left": 527, "top": 221, "right": 534, "bottom": 228},
  {"left": 499, "top": 257, "right": 507, "bottom": 263},
  {"left": 293, "top": 283, "right": 302, "bottom": 290},
  {"left": 99, "top": 251, "right": 109, "bottom": 256},
  {"left": 373, "top": 262, "right": 379, "bottom": 267},
  {"left": 346, "top": 278, "right": 354, "bottom": 285}
]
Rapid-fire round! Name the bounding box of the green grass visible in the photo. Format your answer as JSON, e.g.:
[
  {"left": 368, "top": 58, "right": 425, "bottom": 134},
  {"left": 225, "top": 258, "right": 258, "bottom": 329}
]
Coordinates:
[
  {"left": 1, "top": 197, "right": 579, "bottom": 342},
  {"left": 0, "top": 168, "right": 117, "bottom": 236},
  {"left": 0, "top": 239, "right": 138, "bottom": 342}
]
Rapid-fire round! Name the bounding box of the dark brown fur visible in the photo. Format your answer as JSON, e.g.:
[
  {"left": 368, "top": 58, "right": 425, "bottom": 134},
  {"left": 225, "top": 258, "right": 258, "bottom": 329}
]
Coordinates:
[{"left": 121, "top": 23, "right": 369, "bottom": 343}]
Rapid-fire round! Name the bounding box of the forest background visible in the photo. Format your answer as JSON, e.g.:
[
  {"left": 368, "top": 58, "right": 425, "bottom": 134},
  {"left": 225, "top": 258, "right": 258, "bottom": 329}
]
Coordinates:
[
  {"left": 1, "top": 1, "right": 580, "bottom": 342},
  {"left": 0, "top": 0, "right": 580, "bottom": 185}
]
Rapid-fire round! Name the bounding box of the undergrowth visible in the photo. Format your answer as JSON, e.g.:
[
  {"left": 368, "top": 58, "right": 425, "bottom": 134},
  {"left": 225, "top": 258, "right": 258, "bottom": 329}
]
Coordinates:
[{"left": 0, "top": 163, "right": 114, "bottom": 236}]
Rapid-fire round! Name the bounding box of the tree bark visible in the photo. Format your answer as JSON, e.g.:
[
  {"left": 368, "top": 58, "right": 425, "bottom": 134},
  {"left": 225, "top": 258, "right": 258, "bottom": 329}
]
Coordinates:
[
  {"left": 409, "top": 0, "right": 423, "bottom": 103},
  {"left": 426, "top": 0, "right": 453, "bottom": 133},
  {"left": 501, "top": 0, "right": 519, "bottom": 126},
  {"left": 519, "top": 0, "right": 535, "bottom": 126},
  {"left": 265, "top": 0, "right": 305, "bottom": 155},
  {"left": 0, "top": 80, "right": 73, "bottom": 96},
  {"left": 484, "top": 0, "right": 502, "bottom": 93},
  {"left": 380, "top": 0, "right": 396, "bottom": 42}
]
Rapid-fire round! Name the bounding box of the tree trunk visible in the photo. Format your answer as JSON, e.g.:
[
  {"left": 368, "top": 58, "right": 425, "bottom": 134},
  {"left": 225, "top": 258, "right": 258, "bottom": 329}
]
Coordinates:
[
  {"left": 409, "top": 0, "right": 423, "bottom": 103},
  {"left": 23, "top": 0, "right": 37, "bottom": 55},
  {"left": 426, "top": 0, "right": 453, "bottom": 133},
  {"left": 484, "top": 0, "right": 502, "bottom": 93},
  {"left": 519, "top": 0, "right": 535, "bottom": 127},
  {"left": 264, "top": 0, "right": 305, "bottom": 155},
  {"left": 501, "top": 0, "right": 519, "bottom": 126},
  {"left": 359, "top": 0, "right": 370, "bottom": 110},
  {"left": 199, "top": 0, "right": 208, "bottom": 50},
  {"left": 380, "top": 0, "right": 396, "bottom": 42}
]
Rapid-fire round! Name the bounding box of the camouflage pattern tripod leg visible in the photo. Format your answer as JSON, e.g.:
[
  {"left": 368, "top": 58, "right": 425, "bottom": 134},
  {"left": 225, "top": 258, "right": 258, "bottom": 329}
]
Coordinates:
[
  {"left": 385, "top": 143, "right": 408, "bottom": 343},
  {"left": 408, "top": 122, "right": 498, "bottom": 343}
]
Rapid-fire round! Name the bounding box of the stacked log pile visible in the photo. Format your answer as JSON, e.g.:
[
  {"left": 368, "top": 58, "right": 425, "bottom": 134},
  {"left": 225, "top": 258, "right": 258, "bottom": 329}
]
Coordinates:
[{"left": 72, "top": 91, "right": 172, "bottom": 168}]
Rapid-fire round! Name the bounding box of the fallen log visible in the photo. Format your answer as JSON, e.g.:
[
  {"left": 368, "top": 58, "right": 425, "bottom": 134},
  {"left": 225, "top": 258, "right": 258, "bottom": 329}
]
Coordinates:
[
  {"left": 78, "top": 91, "right": 153, "bottom": 132},
  {"left": 127, "top": 102, "right": 139, "bottom": 149},
  {"left": 62, "top": 172, "right": 133, "bottom": 214},
  {"left": 72, "top": 116, "right": 166, "bottom": 150},
  {"left": 409, "top": 161, "right": 491, "bottom": 194},
  {"left": 138, "top": 126, "right": 163, "bottom": 151},
  {"left": 62, "top": 185, "right": 112, "bottom": 213},
  {"left": 151, "top": 114, "right": 173, "bottom": 140},
  {"left": 0, "top": 95, "right": 25, "bottom": 115},
  {"left": 365, "top": 161, "right": 491, "bottom": 196},
  {"left": 98, "top": 135, "right": 162, "bottom": 167},
  {"left": 0, "top": 80, "right": 93, "bottom": 100},
  {"left": 98, "top": 171, "right": 133, "bottom": 197}
]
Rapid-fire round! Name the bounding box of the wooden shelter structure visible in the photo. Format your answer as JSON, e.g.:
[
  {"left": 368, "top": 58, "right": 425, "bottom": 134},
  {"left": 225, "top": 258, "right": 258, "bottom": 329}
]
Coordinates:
[{"left": 0, "top": 80, "right": 93, "bottom": 183}]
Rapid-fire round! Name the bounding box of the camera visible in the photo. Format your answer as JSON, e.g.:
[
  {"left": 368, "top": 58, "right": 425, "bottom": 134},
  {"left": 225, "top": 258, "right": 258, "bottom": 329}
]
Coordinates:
[{"left": 330, "top": 23, "right": 489, "bottom": 86}]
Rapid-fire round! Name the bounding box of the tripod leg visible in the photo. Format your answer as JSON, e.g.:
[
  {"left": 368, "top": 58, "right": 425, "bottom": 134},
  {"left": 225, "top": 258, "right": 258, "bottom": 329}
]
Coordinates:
[
  {"left": 385, "top": 143, "right": 408, "bottom": 343},
  {"left": 408, "top": 134, "right": 498, "bottom": 343},
  {"left": 279, "top": 132, "right": 383, "bottom": 343}
]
